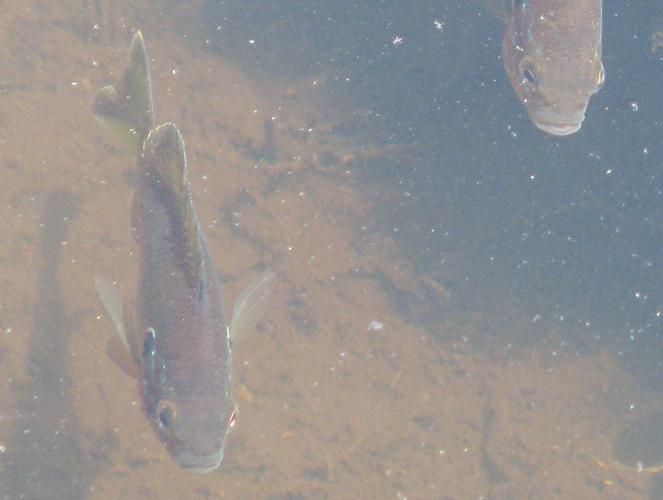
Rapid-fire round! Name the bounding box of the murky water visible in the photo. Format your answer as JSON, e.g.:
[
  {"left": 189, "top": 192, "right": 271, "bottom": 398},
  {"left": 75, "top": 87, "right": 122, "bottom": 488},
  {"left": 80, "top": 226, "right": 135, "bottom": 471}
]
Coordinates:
[{"left": 1, "top": 1, "right": 663, "bottom": 498}]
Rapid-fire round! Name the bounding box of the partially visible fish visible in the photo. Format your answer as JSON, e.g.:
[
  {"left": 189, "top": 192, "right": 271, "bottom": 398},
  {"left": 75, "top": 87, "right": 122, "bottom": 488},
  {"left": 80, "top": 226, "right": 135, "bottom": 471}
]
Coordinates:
[
  {"left": 94, "top": 31, "right": 273, "bottom": 473},
  {"left": 501, "top": 0, "right": 605, "bottom": 136}
]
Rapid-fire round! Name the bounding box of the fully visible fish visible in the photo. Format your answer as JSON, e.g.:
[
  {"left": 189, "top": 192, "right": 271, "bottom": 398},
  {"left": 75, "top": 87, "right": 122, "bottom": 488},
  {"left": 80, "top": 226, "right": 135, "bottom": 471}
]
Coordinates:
[
  {"left": 94, "top": 32, "right": 272, "bottom": 473},
  {"left": 501, "top": 0, "right": 605, "bottom": 136}
]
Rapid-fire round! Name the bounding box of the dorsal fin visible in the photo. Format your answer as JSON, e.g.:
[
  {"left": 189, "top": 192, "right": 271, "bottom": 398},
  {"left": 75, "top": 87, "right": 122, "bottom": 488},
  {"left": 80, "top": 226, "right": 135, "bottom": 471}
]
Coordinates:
[
  {"left": 141, "top": 123, "right": 203, "bottom": 290},
  {"left": 93, "top": 30, "right": 155, "bottom": 154}
]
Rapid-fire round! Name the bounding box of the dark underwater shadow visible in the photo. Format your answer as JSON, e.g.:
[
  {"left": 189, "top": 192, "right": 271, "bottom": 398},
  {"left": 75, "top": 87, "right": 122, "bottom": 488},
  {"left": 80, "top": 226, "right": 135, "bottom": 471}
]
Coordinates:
[{"left": 1, "top": 192, "right": 108, "bottom": 500}]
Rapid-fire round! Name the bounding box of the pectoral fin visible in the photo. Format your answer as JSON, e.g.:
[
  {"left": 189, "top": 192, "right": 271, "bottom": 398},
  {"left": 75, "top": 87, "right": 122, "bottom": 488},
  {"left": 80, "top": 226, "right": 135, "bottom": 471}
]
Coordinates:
[
  {"left": 94, "top": 275, "right": 141, "bottom": 376},
  {"left": 229, "top": 269, "right": 275, "bottom": 343},
  {"left": 106, "top": 334, "right": 140, "bottom": 378}
]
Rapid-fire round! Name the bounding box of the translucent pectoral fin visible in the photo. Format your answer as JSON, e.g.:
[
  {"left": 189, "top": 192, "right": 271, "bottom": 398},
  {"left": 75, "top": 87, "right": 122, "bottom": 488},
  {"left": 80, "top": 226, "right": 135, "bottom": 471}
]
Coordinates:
[
  {"left": 106, "top": 334, "right": 140, "bottom": 378},
  {"left": 229, "top": 269, "right": 275, "bottom": 343},
  {"left": 94, "top": 275, "right": 141, "bottom": 372},
  {"left": 122, "top": 296, "right": 143, "bottom": 366}
]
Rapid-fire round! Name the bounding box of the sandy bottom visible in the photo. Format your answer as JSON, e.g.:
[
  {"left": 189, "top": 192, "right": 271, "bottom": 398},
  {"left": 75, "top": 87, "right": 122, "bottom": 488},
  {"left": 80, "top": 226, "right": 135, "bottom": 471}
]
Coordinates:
[{"left": 0, "top": 1, "right": 658, "bottom": 499}]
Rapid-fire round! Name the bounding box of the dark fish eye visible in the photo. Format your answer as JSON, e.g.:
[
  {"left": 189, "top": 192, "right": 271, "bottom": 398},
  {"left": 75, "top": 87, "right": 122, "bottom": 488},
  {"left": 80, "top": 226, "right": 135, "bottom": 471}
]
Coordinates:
[
  {"left": 517, "top": 56, "right": 538, "bottom": 86},
  {"left": 522, "top": 67, "right": 536, "bottom": 84},
  {"left": 156, "top": 400, "right": 177, "bottom": 429}
]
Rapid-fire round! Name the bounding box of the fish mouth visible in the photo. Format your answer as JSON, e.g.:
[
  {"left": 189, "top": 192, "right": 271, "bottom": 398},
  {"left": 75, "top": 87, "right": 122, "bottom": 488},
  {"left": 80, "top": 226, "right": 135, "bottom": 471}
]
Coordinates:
[
  {"left": 174, "top": 448, "right": 224, "bottom": 474},
  {"left": 529, "top": 110, "right": 585, "bottom": 137},
  {"left": 533, "top": 120, "right": 582, "bottom": 137}
]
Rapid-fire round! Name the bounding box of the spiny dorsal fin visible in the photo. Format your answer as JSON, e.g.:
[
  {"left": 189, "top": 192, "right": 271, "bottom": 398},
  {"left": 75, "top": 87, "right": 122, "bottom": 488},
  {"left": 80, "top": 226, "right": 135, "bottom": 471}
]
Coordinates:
[
  {"left": 93, "top": 30, "right": 155, "bottom": 154},
  {"left": 141, "top": 123, "right": 203, "bottom": 290}
]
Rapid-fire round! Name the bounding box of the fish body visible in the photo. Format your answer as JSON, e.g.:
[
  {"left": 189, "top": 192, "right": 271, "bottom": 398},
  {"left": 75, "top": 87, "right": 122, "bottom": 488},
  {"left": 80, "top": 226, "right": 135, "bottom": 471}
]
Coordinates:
[
  {"left": 502, "top": 0, "right": 605, "bottom": 136},
  {"left": 133, "top": 123, "right": 235, "bottom": 472},
  {"left": 94, "top": 32, "right": 272, "bottom": 473}
]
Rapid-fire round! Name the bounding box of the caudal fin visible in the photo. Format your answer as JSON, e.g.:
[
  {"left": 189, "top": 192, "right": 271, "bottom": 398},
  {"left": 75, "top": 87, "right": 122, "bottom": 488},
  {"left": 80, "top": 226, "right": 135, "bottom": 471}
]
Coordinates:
[{"left": 93, "top": 30, "right": 155, "bottom": 154}]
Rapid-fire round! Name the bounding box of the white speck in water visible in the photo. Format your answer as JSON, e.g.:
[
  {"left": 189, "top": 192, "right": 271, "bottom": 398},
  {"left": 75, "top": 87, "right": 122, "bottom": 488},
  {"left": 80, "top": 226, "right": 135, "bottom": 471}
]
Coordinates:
[{"left": 368, "top": 321, "right": 384, "bottom": 331}]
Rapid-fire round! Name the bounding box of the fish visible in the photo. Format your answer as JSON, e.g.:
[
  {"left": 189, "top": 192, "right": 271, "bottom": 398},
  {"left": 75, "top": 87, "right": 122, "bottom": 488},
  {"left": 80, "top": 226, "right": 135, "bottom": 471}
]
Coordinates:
[
  {"left": 94, "top": 31, "right": 273, "bottom": 473},
  {"left": 501, "top": 0, "right": 605, "bottom": 136}
]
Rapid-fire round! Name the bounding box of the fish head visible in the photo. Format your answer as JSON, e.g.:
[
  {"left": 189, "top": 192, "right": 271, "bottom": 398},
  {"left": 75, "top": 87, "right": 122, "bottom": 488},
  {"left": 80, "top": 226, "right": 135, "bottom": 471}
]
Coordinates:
[
  {"left": 140, "top": 325, "right": 237, "bottom": 473},
  {"left": 152, "top": 393, "right": 237, "bottom": 473},
  {"left": 502, "top": 3, "right": 604, "bottom": 136}
]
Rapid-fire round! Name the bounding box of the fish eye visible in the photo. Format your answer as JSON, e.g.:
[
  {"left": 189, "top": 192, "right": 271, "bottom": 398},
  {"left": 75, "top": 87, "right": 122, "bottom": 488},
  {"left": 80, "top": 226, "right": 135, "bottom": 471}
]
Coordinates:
[
  {"left": 518, "top": 58, "right": 538, "bottom": 86},
  {"left": 156, "top": 400, "right": 178, "bottom": 429},
  {"left": 522, "top": 67, "right": 536, "bottom": 84}
]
